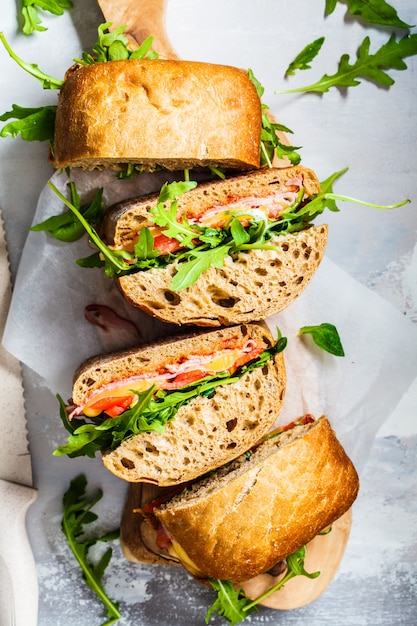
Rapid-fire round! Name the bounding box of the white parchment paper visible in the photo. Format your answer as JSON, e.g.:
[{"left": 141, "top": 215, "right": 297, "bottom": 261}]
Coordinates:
[{"left": 3, "top": 169, "right": 417, "bottom": 473}]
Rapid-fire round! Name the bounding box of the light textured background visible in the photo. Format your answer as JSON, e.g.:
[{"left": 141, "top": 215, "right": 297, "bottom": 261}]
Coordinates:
[{"left": 0, "top": 1, "right": 416, "bottom": 624}]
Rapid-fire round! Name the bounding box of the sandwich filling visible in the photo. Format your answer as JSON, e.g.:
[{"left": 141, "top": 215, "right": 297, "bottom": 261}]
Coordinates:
[{"left": 68, "top": 338, "right": 263, "bottom": 420}]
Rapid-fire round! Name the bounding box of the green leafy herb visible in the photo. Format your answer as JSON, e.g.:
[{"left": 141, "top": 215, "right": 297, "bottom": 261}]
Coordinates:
[
  {"left": 74, "top": 22, "right": 159, "bottom": 65},
  {"left": 277, "top": 34, "right": 417, "bottom": 93},
  {"left": 31, "top": 184, "right": 103, "bottom": 242},
  {"left": 285, "top": 37, "right": 325, "bottom": 77},
  {"left": 0, "top": 104, "right": 56, "bottom": 144},
  {"left": 299, "top": 323, "right": 345, "bottom": 356},
  {"left": 206, "top": 580, "right": 258, "bottom": 625},
  {"left": 325, "top": 0, "right": 413, "bottom": 29},
  {"left": 248, "top": 69, "right": 302, "bottom": 166},
  {"left": 53, "top": 337, "right": 286, "bottom": 458},
  {"left": 61, "top": 474, "right": 121, "bottom": 626},
  {"left": 0, "top": 31, "right": 63, "bottom": 89},
  {"left": 21, "top": 0, "right": 73, "bottom": 35},
  {"left": 207, "top": 545, "right": 320, "bottom": 624},
  {"left": 244, "top": 546, "right": 320, "bottom": 612}
]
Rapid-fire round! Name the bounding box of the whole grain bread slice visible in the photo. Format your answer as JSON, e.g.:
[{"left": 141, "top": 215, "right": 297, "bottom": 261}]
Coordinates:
[{"left": 71, "top": 322, "right": 286, "bottom": 485}]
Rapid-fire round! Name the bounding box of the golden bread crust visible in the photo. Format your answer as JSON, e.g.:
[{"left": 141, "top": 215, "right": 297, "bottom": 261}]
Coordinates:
[
  {"left": 53, "top": 59, "right": 261, "bottom": 170},
  {"left": 154, "top": 417, "right": 359, "bottom": 582}
]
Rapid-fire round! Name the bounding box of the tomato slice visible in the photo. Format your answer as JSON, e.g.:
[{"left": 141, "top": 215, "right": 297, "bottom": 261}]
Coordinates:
[
  {"left": 170, "top": 369, "right": 206, "bottom": 388},
  {"left": 88, "top": 394, "right": 135, "bottom": 418},
  {"left": 229, "top": 346, "right": 264, "bottom": 372},
  {"left": 153, "top": 233, "right": 182, "bottom": 255}
]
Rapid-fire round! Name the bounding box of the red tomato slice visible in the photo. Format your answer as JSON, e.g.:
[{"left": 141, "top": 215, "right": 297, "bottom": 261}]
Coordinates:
[
  {"left": 88, "top": 394, "right": 135, "bottom": 418},
  {"left": 153, "top": 234, "right": 182, "bottom": 255},
  {"left": 230, "top": 347, "right": 264, "bottom": 372},
  {"left": 171, "top": 369, "right": 206, "bottom": 388}
]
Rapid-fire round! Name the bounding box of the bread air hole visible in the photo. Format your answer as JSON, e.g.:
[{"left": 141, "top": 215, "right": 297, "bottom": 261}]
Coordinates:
[
  {"left": 226, "top": 418, "right": 238, "bottom": 432},
  {"left": 208, "top": 287, "right": 240, "bottom": 308},
  {"left": 121, "top": 457, "right": 135, "bottom": 469},
  {"left": 163, "top": 290, "right": 181, "bottom": 305}
]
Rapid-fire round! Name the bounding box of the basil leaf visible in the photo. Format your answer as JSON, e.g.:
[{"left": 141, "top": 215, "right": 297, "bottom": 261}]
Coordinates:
[
  {"left": 299, "top": 323, "right": 345, "bottom": 356},
  {"left": 285, "top": 37, "right": 325, "bottom": 76}
]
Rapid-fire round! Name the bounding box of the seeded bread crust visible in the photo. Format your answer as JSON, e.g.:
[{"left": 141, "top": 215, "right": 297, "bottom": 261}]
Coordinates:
[
  {"left": 53, "top": 59, "right": 262, "bottom": 171},
  {"left": 71, "top": 323, "right": 286, "bottom": 485},
  {"left": 154, "top": 416, "right": 359, "bottom": 582}
]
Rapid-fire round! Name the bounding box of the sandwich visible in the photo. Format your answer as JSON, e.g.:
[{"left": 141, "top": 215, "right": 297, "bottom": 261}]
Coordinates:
[
  {"left": 55, "top": 322, "right": 287, "bottom": 485},
  {"left": 120, "top": 415, "right": 359, "bottom": 610},
  {"left": 53, "top": 58, "right": 262, "bottom": 172},
  {"left": 88, "top": 164, "right": 328, "bottom": 327}
]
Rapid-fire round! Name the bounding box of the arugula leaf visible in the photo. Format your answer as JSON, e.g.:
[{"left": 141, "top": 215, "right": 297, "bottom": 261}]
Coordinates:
[
  {"left": 248, "top": 69, "right": 302, "bottom": 166},
  {"left": 243, "top": 546, "right": 320, "bottom": 613},
  {"left": 75, "top": 22, "right": 159, "bottom": 65},
  {"left": 53, "top": 338, "right": 286, "bottom": 458},
  {"left": 21, "top": 0, "right": 73, "bottom": 35},
  {"left": 277, "top": 34, "right": 417, "bottom": 93},
  {"left": 31, "top": 184, "right": 103, "bottom": 242},
  {"left": 0, "top": 31, "right": 63, "bottom": 89},
  {"left": 170, "top": 243, "right": 232, "bottom": 291},
  {"left": 325, "top": 0, "right": 413, "bottom": 29},
  {"left": 207, "top": 544, "right": 320, "bottom": 623},
  {"left": 285, "top": 37, "right": 325, "bottom": 77},
  {"left": 61, "top": 474, "right": 121, "bottom": 625},
  {"left": 299, "top": 323, "right": 345, "bottom": 356},
  {"left": 0, "top": 104, "right": 56, "bottom": 143},
  {"left": 206, "top": 580, "right": 258, "bottom": 625}
]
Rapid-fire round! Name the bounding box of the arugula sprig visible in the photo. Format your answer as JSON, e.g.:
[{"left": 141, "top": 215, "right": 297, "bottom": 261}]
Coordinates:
[
  {"left": 248, "top": 69, "right": 301, "bottom": 166},
  {"left": 54, "top": 336, "right": 286, "bottom": 459},
  {"left": 277, "top": 34, "right": 417, "bottom": 94},
  {"left": 0, "top": 103, "right": 56, "bottom": 144},
  {"left": 285, "top": 37, "right": 325, "bottom": 77},
  {"left": 206, "top": 545, "right": 320, "bottom": 625},
  {"left": 74, "top": 22, "right": 159, "bottom": 65},
  {"left": 0, "top": 31, "right": 63, "bottom": 89},
  {"left": 20, "top": 0, "right": 73, "bottom": 35},
  {"left": 62, "top": 474, "right": 121, "bottom": 626},
  {"left": 325, "top": 0, "right": 414, "bottom": 29},
  {"left": 31, "top": 183, "right": 103, "bottom": 241}
]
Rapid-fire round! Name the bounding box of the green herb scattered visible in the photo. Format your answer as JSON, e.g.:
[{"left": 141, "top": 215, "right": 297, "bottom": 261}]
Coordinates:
[
  {"left": 206, "top": 580, "right": 258, "bottom": 625},
  {"left": 285, "top": 37, "right": 325, "bottom": 76},
  {"left": 206, "top": 545, "right": 320, "bottom": 624},
  {"left": 53, "top": 335, "right": 286, "bottom": 458},
  {"left": 248, "top": 69, "right": 302, "bottom": 165},
  {"left": 74, "top": 22, "right": 159, "bottom": 65},
  {"left": 61, "top": 474, "right": 121, "bottom": 626},
  {"left": 20, "top": 0, "right": 73, "bottom": 35},
  {"left": 277, "top": 34, "right": 417, "bottom": 94},
  {"left": 0, "top": 104, "right": 56, "bottom": 144},
  {"left": 325, "top": 0, "right": 414, "bottom": 29},
  {"left": 31, "top": 183, "right": 103, "bottom": 241},
  {"left": 0, "top": 31, "right": 63, "bottom": 88},
  {"left": 299, "top": 323, "right": 345, "bottom": 357}
]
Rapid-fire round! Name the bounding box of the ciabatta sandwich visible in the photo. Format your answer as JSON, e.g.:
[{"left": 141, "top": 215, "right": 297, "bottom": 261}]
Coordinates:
[
  {"left": 55, "top": 322, "right": 286, "bottom": 485},
  {"left": 97, "top": 165, "right": 328, "bottom": 326},
  {"left": 53, "top": 59, "right": 262, "bottom": 172},
  {"left": 120, "top": 416, "right": 359, "bottom": 609}
]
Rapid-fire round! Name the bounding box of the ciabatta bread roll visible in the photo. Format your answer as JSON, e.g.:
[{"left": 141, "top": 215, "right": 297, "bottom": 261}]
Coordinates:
[
  {"left": 53, "top": 59, "right": 262, "bottom": 171},
  {"left": 100, "top": 165, "right": 328, "bottom": 326},
  {"left": 60, "top": 322, "right": 286, "bottom": 485},
  {"left": 149, "top": 416, "right": 359, "bottom": 582}
]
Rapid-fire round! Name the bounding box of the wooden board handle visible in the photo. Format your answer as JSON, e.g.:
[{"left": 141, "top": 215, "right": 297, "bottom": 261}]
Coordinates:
[{"left": 97, "top": 0, "right": 179, "bottom": 59}]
